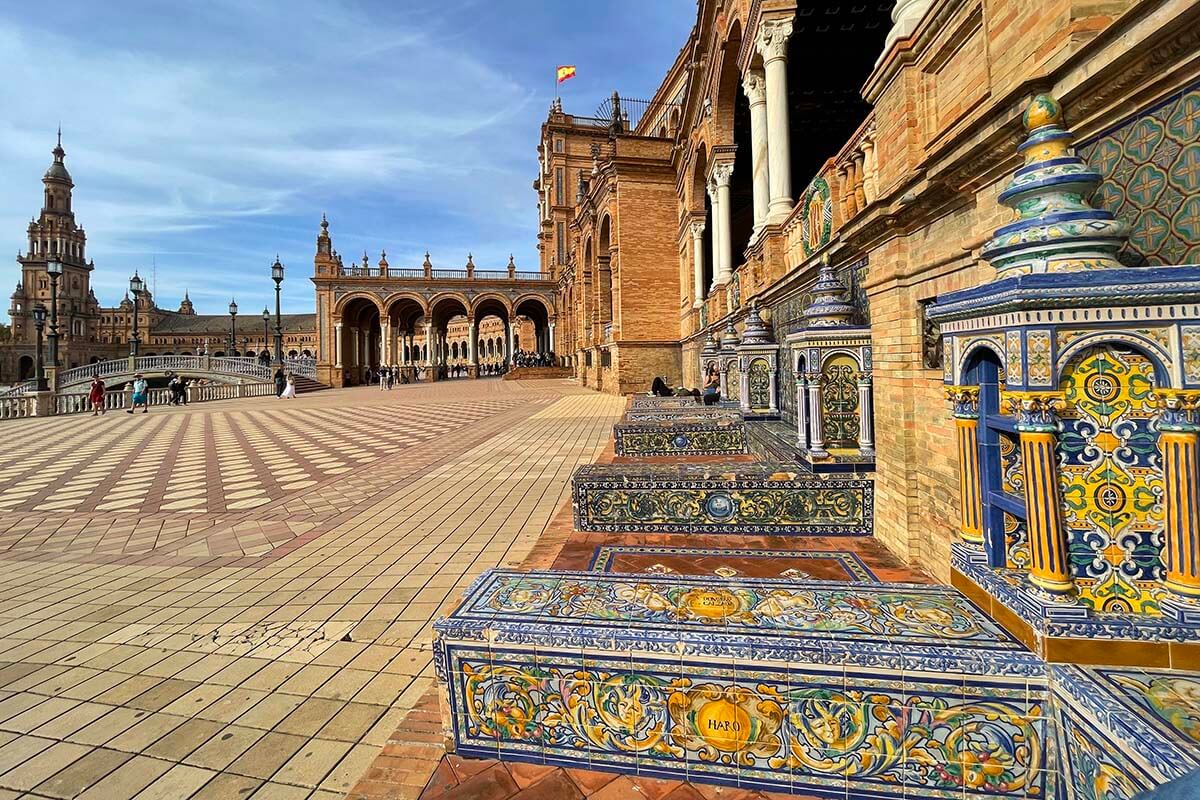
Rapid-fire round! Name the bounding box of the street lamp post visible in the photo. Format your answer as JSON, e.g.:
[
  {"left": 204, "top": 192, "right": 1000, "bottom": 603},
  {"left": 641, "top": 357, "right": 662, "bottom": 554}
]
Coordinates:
[
  {"left": 228, "top": 299, "right": 238, "bottom": 355},
  {"left": 271, "top": 257, "right": 284, "bottom": 364},
  {"left": 128, "top": 272, "right": 144, "bottom": 357},
  {"left": 46, "top": 259, "right": 62, "bottom": 366},
  {"left": 262, "top": 308, "right": 270, "bottom": 361},
  {"left": 33, "top": 304, "right": 48, "bottom": 392}
]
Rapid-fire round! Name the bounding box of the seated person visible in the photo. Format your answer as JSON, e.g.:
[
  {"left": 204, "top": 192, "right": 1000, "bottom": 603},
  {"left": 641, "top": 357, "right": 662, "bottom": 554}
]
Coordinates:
[
  {"left": 702, "top": 368, "right": 720, "bottom": 405},
  {"left": 650, "top": 377, "right": 672, "bottom": 397}
]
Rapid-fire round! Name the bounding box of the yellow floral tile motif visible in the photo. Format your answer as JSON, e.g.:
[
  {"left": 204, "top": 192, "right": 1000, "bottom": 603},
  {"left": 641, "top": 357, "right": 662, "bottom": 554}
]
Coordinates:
[{"left": 1058, "top": 346, "right": 1165, "bottom": 613}]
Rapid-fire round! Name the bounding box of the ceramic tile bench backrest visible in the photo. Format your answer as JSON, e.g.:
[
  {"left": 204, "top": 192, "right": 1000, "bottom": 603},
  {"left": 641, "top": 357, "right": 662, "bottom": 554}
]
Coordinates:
[
  {"left": 434, "top": 569, "right": 1050, "bottom": 798},
  {"left": 621, "top": 406, "right": 741, "bottom": 422},
  {"left": 572, "top": 462, "right": 872, "bottom": 535},
  {"left": 629, "top": 395, "right": 700, "bottom": 409},
  {"left": 613, "top": 416, "right": 748, "bottom": 457}
]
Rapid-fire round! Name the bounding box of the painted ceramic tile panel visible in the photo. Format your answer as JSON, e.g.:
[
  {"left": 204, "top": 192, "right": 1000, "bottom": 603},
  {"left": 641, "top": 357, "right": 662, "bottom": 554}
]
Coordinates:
[
  {"left": 820, "top": 353, "right": 861, "bottom": 447},
  {"left": 999, "top": 433, "right": 1031, "bottom": 570},
  {"left": 1056, "top": 708, "right": 1150, "bottom": 800},
  {"left": 572, "top": 463, "right": 872, "bottom": 535},
  {"left": 613, "top": 420, "right": 748, "bottom": 456},
  {"left": 1077, "top": 82, "right": 1200, "bottom": 266},
  {"left": 587, "top": 545, "right": 879, "bottom": 582},
  {"left": 450, "top": 570, "right": 1023, "bottom": 652},
  {"left": 630, "top": 395, "right": 700, "bottom": 409},
  {"left": 442, "top": 643, "right": 1049, "bottom": 798},
  {"left": 1091, "top": 668, "right": 1200, "bottom": 751},
  {"left": 1057, "top": 346, "right": 1165, "bottom": 613},
  {"left": 747, "top": 357, "right": 772, "bottom": 411}
]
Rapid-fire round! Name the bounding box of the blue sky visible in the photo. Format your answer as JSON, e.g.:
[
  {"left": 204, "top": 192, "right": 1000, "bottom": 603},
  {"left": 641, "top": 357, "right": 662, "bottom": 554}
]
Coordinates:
[{"left": 0, "top": 0, "right": 693, "bottom": 313}]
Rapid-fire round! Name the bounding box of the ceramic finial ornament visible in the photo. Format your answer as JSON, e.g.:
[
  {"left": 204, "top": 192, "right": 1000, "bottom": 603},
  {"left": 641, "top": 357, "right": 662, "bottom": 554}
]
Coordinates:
[
  {"left": 739, "top": 299, "right": 774, "bottom": 344},
  {"left": 803, "top": 255, "right": 856, "bottom": 328},
  {"left": 981, "top": 94, "right": 1128, "bottom": 275}
]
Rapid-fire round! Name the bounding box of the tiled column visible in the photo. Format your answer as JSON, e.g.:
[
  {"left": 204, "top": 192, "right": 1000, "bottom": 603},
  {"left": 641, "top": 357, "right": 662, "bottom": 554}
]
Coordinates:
[
  {"left": 1012, "top": 393, "right": 1075, "bottom": 597},
  {"left": 856, "top": 373, "right": 874, "bottom": 456},
  {"left": 690, "top": 220, "right": 706, "bottom": 307},
  {"left": 948, "top": 387, "right": 983, "bottom": 545},
  {"left": 1157, "top": 392, "right": 1200, "bottom": 614},
  {"left": 334, "top": 322, "right": 343, "bottom": 367},
  {"left": 758, "top": 17, "right": 794, "bottom": 224},
  {"left": 712, "top": 162, "right": 734, "bottom": 286},
  {"left": 742, "top": 70, "right": 770, "bottom": 240},
  {"left": 795, "top": 374, "right": 808, "bottom": 447},
  {"left": 806, "top": 371, "right": 827, "bottom": 458}
]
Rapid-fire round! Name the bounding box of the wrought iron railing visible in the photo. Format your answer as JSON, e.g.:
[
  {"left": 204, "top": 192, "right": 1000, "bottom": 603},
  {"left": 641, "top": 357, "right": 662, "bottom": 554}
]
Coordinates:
[{"left": 594, "top": 93, "right": 682, "bottom": 136}]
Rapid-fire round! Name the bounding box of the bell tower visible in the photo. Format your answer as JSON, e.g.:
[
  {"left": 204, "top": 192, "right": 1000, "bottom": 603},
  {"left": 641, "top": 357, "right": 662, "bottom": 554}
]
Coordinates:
[{"left": 12, "top": 131, "right": 98, "bottom": 348}]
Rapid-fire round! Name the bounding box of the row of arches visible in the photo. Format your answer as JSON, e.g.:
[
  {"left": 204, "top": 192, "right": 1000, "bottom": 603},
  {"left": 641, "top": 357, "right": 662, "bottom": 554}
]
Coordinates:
[{"left": 334, "top": 292, "right": 555, "bottom": 385}]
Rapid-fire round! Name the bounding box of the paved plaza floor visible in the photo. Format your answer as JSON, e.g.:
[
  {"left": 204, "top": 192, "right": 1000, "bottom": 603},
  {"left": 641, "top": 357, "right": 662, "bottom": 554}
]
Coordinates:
[{"left": 0, "top": 379, "right": 625, "bottom": 799}]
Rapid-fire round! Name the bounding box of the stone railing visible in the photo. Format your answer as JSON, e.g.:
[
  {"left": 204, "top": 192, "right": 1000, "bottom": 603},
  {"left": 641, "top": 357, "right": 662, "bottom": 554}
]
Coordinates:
[
  {"left": 0, "top": 394, "right": 36, "bottom": 419},
  {"left": 12, "top": 354, "right": 317, "bottom": 393},
  {"left": 5, "top": 379, "right": 278, "bottom": 422},
  {"left": 334, "top": 265, "right": 553, "bottom": 282}
]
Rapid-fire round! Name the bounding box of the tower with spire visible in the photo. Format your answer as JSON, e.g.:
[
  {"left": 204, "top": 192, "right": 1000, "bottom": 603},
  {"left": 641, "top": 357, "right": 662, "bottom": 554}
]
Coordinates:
[{"left": 11, "top": 131, "right": 101, "bottom": 349}]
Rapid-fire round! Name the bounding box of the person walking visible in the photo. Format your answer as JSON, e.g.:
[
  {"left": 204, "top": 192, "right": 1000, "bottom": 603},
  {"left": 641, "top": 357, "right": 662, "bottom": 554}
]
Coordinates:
[
  {"left": 89, "top": 375, "right": 106, "bottom": 415},
  {"left": 274, "top": 367, "right": 286, "bottom": 397},
  {"left": 126, "top": 374, "right": 149, "bottom": 414},
  {"left": 379, "top": 365, "right": 389, "bottom": 391},
  {"left": 279, "top": 373, "right": 297, "bottom": 400}
]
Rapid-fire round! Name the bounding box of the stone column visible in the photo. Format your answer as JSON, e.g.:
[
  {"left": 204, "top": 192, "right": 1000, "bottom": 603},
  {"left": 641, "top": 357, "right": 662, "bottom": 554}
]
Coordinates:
[
  {"left": 1157, "top": 392, "right": 1200, "bottom": 619},
  {"left": 707, "top": 178, "right": 722, "bottom": 292},
  {"left": 758, "top": 18, "right": 794, "bottom": 224},
  {"left": 423, "top": 323, "right": 433, "bottom": 367},
  {"left": 845, "top": 160, "right": 859, "bottom": 217},
  {"left": 712, "top": 162, "right": 734, "bottom": 285},
  {"left": 795, "top": 374, "right": 808, "bottom": 448},
  {"left": 468, "top": 318, "right": 478, "bottom": 366},
  {"left": 507, "top": 320, "right": 516, "bottom": 364},
  {"left": 948, "top": 387, "right": 983, "bottom": 545},
  {"left": 334, "top": 322, "right": 343, "bottom": 367},
  {"left": 350, "top": 326, "right": 360, "bottom": 367},
  {"left": 548, "top": 321, "right": 556, "bottom": 353},
  {"left": 743, "top": 70, "right": 770, "bottom": 239},
  {"left": 1012, "top": 393, "right": 1075, "bottom": 597},
  {"left": 379, "top": 319, "right": 390, "bottom": 365},
  {"left": 690, "top": 220, "right": 706, "bottom": 307},
  {"left": 806, "top": 371, "right": 827, "bottom": 458},
  {"left": 856, "top": 373, "right": 873, "bottom": 455}
]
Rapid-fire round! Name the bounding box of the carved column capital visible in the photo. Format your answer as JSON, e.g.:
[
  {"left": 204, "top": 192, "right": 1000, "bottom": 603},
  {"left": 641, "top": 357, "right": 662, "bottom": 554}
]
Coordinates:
[
  {"left": 741, "top": 70, "right": 767, "bottom": 105},
  {"left": 946, "top": 386, "right": 980, "bottom": 419},
  {"left": 756, "top": 18, "right": 793, "bottom": 62},
  {"left": 1153, "top": 391, "right": 1200, "bottom": 432},
  {"left": 1008, "top": 391, "right": 1063, "bottom": 432},
  {"left": 688, "top": 220, "right": 706, "bottom": 239},
  {"left": 711, "top": 161, "right": 735, "bottom": 188}
]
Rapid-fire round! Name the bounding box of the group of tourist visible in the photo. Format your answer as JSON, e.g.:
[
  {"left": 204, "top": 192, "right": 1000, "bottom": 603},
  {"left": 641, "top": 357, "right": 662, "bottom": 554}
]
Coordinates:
[
  {"left": 646, "top": 368, "right": 721, "bottom": 406},
  {"left": 511, "top": 349, "right": 556, "bottom": 368}
]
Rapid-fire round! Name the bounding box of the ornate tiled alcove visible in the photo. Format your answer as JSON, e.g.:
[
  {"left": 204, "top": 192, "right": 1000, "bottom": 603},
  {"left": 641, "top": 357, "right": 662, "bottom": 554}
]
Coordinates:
[
  {"left": 784, "top": 257, "right": 875, "bottom": 470},
  {"left": 733, "top": 302, "right": 780, "bottom": 418},
  {"left": 927, "top": 94, "right": 1200, "bottom": 664}
]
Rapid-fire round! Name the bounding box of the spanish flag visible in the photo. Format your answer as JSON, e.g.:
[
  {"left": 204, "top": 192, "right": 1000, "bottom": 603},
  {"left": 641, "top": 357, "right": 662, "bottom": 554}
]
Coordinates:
[{"left": 556, "top": 65, "right": 577, "bottom": 84}]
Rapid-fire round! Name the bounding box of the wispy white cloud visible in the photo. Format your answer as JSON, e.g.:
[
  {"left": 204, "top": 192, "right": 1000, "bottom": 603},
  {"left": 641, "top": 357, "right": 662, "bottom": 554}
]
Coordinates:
[{"left": 0, "top": 0, "right": 691, "bottom": 311}]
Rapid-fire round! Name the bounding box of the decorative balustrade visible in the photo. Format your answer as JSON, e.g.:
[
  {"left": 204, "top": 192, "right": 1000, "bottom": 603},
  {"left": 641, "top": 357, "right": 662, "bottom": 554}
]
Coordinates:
[
  {"left": 0, "top": 395, "right": 36, "bottom": 419},
  {"left": 832, "top": 113, "right": 877, "bottom": 226},
  {"left": 333, "top": 266, "right": 553, "bottom": 282}
]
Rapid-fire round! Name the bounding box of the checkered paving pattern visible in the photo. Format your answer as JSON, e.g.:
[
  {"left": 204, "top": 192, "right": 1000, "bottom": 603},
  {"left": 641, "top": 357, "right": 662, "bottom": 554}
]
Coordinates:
[{"left": 0, "top": 379, "right": 626, "bottom": 799}]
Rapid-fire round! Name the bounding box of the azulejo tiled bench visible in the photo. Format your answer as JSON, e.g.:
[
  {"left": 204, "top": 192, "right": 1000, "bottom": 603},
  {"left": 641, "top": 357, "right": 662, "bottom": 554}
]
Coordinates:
[
  {"left": 629, "top": 395, "right": 699, "bottom": 409},
  {"left": 572, "top": 462, "right": 871, "bottom": 535},
  {"left": 613, "top": 416, "right": 748, "bottom": 457},
  {"left": 622, "top": 406, "right": 741, "bottom": 423},
  {"left": 1052, "top": 664, "right": 1200, "bottom": 796},
  {"left": 434, "top": 569, "right": 1049, "bottom": 798}
]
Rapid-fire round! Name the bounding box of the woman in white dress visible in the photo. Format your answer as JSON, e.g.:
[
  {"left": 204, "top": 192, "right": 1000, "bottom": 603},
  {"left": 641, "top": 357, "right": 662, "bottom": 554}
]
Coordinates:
[{"left": 279, "top": 374, "right": 297, "bottom": 400}]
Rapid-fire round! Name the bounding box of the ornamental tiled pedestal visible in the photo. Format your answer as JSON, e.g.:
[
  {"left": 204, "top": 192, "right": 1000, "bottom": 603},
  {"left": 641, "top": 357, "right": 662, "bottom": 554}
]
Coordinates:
[
  {"left": 434, "top": 570, "right": 1050, "bottom": 798},
  {"left": 612, "top": 416, "right": 748, "bottom": 457}
]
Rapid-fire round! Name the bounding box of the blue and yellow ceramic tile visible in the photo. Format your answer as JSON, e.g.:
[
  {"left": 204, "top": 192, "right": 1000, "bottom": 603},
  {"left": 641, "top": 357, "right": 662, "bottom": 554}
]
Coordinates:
[{"left": 1057, "top": 346, "right": 1165, "bottom": 613}]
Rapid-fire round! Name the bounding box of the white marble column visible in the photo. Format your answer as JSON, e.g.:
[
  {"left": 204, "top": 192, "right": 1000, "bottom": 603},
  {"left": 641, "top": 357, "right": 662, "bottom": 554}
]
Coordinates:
[
  {"left": 743, "top": 70, "right": 770, "bottom": 240},
  {"left": 380, "top": 319, "right": 390, "bottom": 365},
  {"left": 758, "top": 18, "right": 794, "bottom": 224},
  {"left": 857, "top": 375, "right": 875, "bottom": 455},
  {"left": 707, "top": 178, "right": 722, "bottom": 292},
  {"left": 806, "top": 372, "right": 828, "bottom": 457},
  {"left": 468, "top": 318, "right": 478, "bottom": 365},
  {"left": 423, "top": 323, "right": 433, "bottom": 367},
  {"left": 795, "top": 375, "right": 808, "bottom": 447},
  {"left": 690, "top": 220, "right": 706, "bottom": 307},
  {"left": 548, "top": 321, "right": 556, "bottom": 353},
  {"left": 334, "top": 322, "right": 343, "bottom": 367},
  {"left": 712, "top": 162, "right": 734, "bottom": 285},
  {"left": 350, "top": 326, "right": 360, "bottom": 367}
]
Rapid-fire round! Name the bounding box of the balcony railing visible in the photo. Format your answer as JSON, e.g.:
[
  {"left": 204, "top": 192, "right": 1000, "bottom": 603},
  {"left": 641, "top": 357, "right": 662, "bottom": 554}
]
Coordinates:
[{"left": 333, "top": 266, "right": 553, "bottom": 282}]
